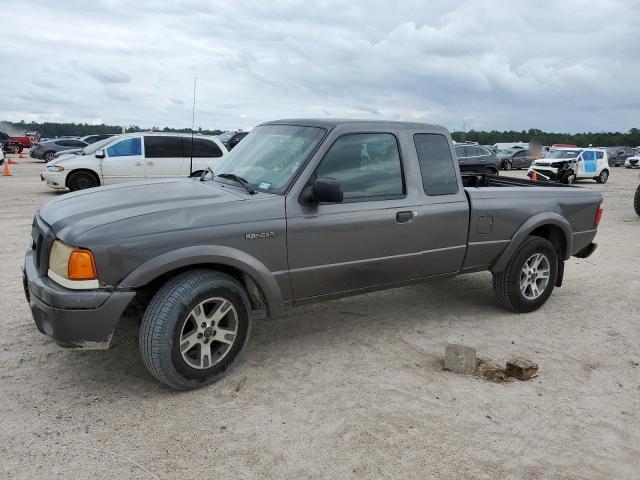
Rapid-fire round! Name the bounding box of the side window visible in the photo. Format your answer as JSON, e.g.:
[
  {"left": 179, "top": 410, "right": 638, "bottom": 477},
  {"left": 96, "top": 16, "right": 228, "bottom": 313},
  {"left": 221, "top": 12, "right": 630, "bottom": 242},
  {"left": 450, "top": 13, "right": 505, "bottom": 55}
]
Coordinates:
[
  {"left": 69, "top": 140, "right": 87, "bottom": 147},
  {"left": 454, "top": 145, "right": 465, "bottom": 158},
  {"left": 186, "top": 138, "right": 224, "bottom": 158},
  {"left": 596, "top": 151, "right": 604, "bottom": 159},
  {"left": 413, "top": 134, "right": 459, "bottom": 196},
  {"left": 107, "top": 137, "right": 141, "bottom": 157},
  {"left": 479, "top": 147, "right": 491, "bottom": 156},
  {"left": 144, "top": 136, "right": 183, "bottom": 158},
  {"left": 314, "top": 133, "right": 404, "bottom": 201},
  {"left": 56, "top": 140, "right": 73, "bottom": 147},
  {"left": 514, "top": 151, "right": 525, "bottom": 158},
  {"left": 464, "top": 146, "right": 480, "bottom": 157}
]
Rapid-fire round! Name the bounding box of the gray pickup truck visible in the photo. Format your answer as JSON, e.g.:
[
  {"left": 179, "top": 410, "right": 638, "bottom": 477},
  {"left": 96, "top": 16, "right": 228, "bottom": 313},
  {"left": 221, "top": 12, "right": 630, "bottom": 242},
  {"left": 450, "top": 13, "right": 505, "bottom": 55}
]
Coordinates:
[{"left": 23, "top": 119, "right": 603, "bottom": 389}]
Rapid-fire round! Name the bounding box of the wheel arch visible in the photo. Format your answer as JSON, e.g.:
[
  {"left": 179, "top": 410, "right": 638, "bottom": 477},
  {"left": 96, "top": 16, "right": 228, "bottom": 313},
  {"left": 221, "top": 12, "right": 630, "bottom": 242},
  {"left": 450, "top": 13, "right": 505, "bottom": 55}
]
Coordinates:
[
  {"left": 490, "top": 213, "right": 572, "bottom": 273},
  {"left": 65, "top": 168, "right": 101, "bottom": 188},
  {"left": 118, "top": 246, "right": 285, "bottom": 319}
]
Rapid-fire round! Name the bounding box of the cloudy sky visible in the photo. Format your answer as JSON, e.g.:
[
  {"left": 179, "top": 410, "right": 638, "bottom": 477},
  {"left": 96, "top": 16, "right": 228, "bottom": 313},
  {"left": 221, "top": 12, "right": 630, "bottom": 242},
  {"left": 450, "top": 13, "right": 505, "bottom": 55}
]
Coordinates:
[{"left": 1, "top": 0, "right": 638, "bottom": 132}]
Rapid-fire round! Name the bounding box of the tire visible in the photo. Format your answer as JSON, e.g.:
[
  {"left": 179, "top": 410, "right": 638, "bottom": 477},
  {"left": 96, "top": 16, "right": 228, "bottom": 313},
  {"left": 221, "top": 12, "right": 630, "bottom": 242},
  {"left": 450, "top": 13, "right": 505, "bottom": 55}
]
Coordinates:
[
  {"left": 634, "top": 184, "right": 640, "bottom": 216},
  {"left": 492, "top": 236, "right": 558, "bottom": 313},
  {"left": 43, "top": 151, "right": 55, "bottom": 162},
  {"left": 139, "top": 269, "right": 251, "bottom": 390},
  {"left": 503, "top": 160, "right": 512, "bottom": 171},
  {"left": 67, "top": 171, "right": 99, "bottom": 191},
  {"left": 596, "top": 170, "right": 609, "bottom": 183},
  {"left": 16, "top": 144, "right": 23, "bottom": 153},
  {"left": 560, "top": 170, "right": 575, "bottom": 184},
  {"left": 484, "top": 166, "right": 498, "bottom": 175}
]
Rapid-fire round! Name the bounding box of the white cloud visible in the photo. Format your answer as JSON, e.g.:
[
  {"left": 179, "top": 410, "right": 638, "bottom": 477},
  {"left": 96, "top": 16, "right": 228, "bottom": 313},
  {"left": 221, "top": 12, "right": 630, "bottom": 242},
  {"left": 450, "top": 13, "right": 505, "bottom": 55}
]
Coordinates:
[{"left": 0, "top": 0, "right": 638, "bottom": 132}]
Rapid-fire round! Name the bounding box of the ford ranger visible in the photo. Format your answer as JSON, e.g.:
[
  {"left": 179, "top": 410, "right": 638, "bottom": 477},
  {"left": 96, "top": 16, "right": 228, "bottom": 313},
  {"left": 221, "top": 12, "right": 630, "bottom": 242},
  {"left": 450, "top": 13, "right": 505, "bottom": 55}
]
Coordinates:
[{"left": 23, "top": 120, "right": 603, "bottom": 390}]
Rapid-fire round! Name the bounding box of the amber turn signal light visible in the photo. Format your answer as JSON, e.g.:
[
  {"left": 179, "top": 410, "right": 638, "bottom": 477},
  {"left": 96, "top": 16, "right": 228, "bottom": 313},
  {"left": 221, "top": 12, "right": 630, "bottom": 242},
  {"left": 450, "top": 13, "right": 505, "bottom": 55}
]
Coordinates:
[{"left": 68, "top": 249, "right": 97, "bottom": 280}]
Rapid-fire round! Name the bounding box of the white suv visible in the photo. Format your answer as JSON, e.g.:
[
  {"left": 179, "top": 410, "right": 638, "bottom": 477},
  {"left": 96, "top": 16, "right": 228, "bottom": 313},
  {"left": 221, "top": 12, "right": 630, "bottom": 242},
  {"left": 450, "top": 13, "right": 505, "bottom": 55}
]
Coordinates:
[{"left": 42, "top": 133, "right": 228, "bottom": 191}]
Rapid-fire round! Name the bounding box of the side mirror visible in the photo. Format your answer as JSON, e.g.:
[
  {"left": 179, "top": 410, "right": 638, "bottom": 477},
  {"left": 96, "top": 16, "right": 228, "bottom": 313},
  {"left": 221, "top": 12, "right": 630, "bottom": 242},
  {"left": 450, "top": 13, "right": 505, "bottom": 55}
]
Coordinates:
[
  {"left": 95, "top": 149, "right": 105, "bottom": 159},
  {"left": 302, "top": 178, "right": 343, "bottom": 204}
]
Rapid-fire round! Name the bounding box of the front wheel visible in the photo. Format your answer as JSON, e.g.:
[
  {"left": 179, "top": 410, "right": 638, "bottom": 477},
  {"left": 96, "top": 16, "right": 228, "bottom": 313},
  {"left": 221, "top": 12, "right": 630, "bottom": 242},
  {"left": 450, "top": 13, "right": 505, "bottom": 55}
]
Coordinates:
[
  {"left": 503, "top": 160, "right": 512, "bottom": 171},
  {"left": 43, "top": 151, "right": 55, "bottom": 162},
  {"left": 67, "top": 171, "right": 99, "bottom": 191},
  {"left": 139, "top": 269, "right": 251, "bottom": 390},
  {"left": 492, "top": 236, "right": 558, "bottom": 313},
  {"left": 634, "top": 184, "right": 640, "bottom": 216},
  {"left": 596, "top": 169, "right": 609, "bottom": 183}
]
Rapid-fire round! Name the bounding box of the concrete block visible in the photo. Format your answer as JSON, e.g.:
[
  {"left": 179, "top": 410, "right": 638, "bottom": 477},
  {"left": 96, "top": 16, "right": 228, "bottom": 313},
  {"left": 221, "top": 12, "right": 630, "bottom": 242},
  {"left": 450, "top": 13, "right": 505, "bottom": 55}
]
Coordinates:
[
  {"left": 444, "top": 343, "right": 476, "bottom": 374},
  {"left": 506, "top": 358, "right": 538, "bottom": 380}
]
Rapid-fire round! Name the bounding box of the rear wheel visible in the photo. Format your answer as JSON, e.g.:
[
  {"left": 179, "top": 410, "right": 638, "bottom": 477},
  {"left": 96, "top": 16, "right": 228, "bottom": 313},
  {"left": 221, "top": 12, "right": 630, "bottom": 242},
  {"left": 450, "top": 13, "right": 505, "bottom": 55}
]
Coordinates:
[
  {"left": 139, "top": 269, "right": 251, "bottom": 390},
  {"left": 503, "top": 160, "right": 512, "bottom": 170},
  {"left": 596, "top": 169, "right": 609, "bottom": 183},
  {"left": 67, "top": 171, "right": 99, "bottom": 191},
  {"left": 560, "top": 170, "right": 575, "bottom": 184},
  {"left": 634, "top": 184, "right": 640, "bottom": 216},
  {"left": 493, "top": 236, "right": 558, "bottom": 313},
  {"left": 43, "top": 151, "right": 55, "bottom": 162}
]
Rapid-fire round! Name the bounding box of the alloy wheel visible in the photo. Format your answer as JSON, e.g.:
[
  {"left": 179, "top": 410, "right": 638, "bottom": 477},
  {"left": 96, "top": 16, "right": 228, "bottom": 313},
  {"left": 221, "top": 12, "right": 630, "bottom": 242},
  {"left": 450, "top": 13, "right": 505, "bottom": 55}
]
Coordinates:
[{"left": 519, "top": 253, "right": 551, "bottom": 300}]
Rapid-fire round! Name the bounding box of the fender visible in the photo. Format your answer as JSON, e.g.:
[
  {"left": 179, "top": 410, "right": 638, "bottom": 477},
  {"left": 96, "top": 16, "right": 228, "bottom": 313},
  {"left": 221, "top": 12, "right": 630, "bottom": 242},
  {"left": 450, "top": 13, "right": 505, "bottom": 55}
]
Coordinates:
[
  {"left": 117, "top": 245, "right": 286, "bottom": 318},
  {"left": 490, "top": 212, "right": 573, "bottom": 273}
]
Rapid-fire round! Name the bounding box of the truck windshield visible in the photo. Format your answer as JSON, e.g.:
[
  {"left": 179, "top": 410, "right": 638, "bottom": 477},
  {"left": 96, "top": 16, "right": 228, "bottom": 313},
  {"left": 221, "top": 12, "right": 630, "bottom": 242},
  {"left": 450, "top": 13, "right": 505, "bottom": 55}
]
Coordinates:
[
  {"left": 212, "top": 125, "right": 326, "bottom": 194},
  {"left": 547, "top": 150, "right": 580, "bottom": 159}
]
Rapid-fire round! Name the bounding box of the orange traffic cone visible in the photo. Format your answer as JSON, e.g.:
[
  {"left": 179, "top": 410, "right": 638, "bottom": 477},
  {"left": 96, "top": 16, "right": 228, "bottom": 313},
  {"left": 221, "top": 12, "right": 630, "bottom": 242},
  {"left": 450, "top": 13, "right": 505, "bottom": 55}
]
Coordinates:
[
  {"left": 8, "top": 157, "right": 18, "bottom": 164},
  {"left": 2, "top": 162, "right": 12, "bottom": 176}
]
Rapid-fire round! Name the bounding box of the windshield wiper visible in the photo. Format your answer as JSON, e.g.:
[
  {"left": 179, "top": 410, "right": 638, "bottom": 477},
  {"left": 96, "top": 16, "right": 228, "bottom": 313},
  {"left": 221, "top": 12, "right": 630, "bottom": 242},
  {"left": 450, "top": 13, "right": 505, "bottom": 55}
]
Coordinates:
[{"left": 216, "top": 173, "right": 256, "bottom": 194}]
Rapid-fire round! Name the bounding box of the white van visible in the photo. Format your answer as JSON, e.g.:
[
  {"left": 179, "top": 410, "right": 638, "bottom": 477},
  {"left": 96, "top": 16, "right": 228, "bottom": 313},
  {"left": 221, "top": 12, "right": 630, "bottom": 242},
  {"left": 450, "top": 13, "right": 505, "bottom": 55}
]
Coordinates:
[
  {"left": 42, "top": 133, "right": 228, "bottom": 191},
  {"left": 528, "top": 148, "right": 610, "bottom": 184}
]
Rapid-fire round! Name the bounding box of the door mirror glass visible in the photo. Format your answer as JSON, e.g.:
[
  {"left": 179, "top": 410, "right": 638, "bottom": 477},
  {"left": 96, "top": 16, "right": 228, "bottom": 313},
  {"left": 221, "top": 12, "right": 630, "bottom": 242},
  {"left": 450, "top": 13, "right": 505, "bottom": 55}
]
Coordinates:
[
  {"left": 95, "top": 149, "right": 105, "bottom": 159},
  {"left": 304, "top": 178, "right": 343, "bottom": 203}
]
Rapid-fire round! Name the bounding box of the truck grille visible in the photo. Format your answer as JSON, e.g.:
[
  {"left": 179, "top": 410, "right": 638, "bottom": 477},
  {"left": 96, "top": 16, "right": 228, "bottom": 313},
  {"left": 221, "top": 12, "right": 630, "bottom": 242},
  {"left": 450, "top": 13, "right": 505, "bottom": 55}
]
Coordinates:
[{"left": 31, "top": 215, "right": 54, "bottom": 277}]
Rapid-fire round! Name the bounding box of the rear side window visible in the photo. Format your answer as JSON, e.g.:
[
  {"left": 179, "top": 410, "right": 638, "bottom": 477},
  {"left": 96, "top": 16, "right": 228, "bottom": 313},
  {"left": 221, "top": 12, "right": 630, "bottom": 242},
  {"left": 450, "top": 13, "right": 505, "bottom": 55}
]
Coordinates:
[
  {"left": 184, "top": 138, "right": 224, "bottom": 158},
  {"left": 144, "top": 136, "right": 184, "bottom": 158},
  {"left": 107, "top": 137, "right": 141, "bottom": 157},
  {"left": 596, "top": 151, "right": 604, "bottom": 159},
  {"left": 314, "top": 133, "right": 404, "bottom": 201},
  {"left": 413, "top": 134, "right": 459, "bottom": 196},
  {"left": 464, "top": 146, "right": 480, "bottom": 157},
  {"left": 479, "top": 147, "right": 491, "bottom": 156},
  {"left": 454, "top": 145, "right": 465, "bottom": 157}
]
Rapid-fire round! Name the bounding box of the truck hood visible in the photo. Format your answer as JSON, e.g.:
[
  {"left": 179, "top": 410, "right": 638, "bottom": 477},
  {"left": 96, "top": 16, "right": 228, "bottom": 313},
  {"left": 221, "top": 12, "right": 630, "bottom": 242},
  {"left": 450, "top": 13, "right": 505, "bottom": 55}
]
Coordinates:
[{"left": 38, "top": 179, "right": 247, "bottom": 240}]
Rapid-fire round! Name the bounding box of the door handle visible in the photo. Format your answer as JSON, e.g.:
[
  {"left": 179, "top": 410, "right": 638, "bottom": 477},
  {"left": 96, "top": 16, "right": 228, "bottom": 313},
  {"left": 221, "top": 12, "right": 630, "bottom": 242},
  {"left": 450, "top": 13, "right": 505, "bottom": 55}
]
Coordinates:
[
  {"left": 396, "top": 211, "right": 416, "bottom": 223},
  {"left": 135, "top": 161, "right": 143, "bottom": 166},
  {"left": 146, "top": 161, "right": 154, "bottom": 165}
]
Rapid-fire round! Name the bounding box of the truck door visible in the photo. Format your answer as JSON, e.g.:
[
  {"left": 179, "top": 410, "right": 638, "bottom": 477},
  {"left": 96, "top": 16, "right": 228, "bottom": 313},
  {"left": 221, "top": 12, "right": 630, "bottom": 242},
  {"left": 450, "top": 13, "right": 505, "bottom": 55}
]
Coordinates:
[{"left": 285, "top": 130, "right": 468, "bottom": 300}]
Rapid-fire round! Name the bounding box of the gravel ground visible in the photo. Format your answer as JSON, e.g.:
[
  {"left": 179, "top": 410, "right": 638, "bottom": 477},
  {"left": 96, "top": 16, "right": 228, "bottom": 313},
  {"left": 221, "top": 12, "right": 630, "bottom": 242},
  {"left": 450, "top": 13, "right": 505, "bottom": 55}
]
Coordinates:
[{"left": 1, "top": 154, "right": 639, "bottom": 479}]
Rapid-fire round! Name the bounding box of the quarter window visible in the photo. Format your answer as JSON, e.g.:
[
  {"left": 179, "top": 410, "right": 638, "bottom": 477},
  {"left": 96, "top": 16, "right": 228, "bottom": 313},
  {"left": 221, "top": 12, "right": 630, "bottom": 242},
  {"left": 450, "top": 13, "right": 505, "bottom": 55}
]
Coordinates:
[
  {"left": 314, "top": 133, "right": 404, "bottom": 200},
  {"left": 184, "top": 138, "right": 223, "bottom": 158},
  {"left": 107, "top": 137, "right": 141, "bottom": 157},
  {"left": 413, "top": 134, "right": 459, "bottom": 196}
]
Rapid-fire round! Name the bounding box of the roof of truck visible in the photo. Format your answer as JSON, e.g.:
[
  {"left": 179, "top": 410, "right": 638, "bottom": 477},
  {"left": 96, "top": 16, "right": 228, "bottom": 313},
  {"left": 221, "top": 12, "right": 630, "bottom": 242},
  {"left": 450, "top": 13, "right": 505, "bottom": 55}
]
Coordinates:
[{"left": 262, "top": 118, "right": 445, "bottom": 130}]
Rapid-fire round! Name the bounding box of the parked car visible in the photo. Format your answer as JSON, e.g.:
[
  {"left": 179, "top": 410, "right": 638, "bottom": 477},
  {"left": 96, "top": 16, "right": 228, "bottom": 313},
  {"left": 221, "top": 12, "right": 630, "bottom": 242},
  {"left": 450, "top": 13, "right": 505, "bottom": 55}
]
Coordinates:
[
  {"left": 528, "top": 148, "right": 610, "bottom": 184},
  {"left": 493, "top": 142, "right": 528, "bottom": 151},
  {"left": 0, "top": 131, "right": 24, "bottom": 154},
  {"left": 497, "top": 149, "right": 535, "bottom": 170},
  {"left": 624, "top": 153, "right": 639, "bottom": 168},
  {"left": 23, "top": 119, "right": 603, "bottom": 390},
  {"left": 31, "top": 138, "right": 89, "bottom": 162},
  {"left": 52, "top": 134, "right": 118, "bottom": 159},
  {"left": 8, "top": 134, "right": 32, "bottom": 151},
  {"left": 51, "top": 135, "right": 123, "bottom": 162},
  {"left": 453, "top": 143, "right": 500, "bottom": 174},
  {"left": 608, "top": 146, "right": 635, "bottom": 167},
  {"left": 0, "top": 145, "right": 4, "bottom": 165},
  {"left": 41, "top": 133, "right": 228, "bottom": 191},
  {"left": 218, "top": 131, "right": 248, "bottom": 150}
]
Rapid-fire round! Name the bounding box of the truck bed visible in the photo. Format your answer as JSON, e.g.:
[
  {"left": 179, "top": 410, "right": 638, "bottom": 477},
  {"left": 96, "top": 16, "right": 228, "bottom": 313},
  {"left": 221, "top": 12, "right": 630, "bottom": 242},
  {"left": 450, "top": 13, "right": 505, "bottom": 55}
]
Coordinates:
[{"left": 461, "top": 172, "right": 570, "bottom": 188}]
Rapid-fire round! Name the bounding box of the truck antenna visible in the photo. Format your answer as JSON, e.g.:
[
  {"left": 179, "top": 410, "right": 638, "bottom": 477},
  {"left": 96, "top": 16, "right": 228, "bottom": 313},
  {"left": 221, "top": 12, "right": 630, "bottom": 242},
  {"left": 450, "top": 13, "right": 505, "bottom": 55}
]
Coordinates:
[{"left": 190, "top": 75, "right": 197, "bottom": 175}]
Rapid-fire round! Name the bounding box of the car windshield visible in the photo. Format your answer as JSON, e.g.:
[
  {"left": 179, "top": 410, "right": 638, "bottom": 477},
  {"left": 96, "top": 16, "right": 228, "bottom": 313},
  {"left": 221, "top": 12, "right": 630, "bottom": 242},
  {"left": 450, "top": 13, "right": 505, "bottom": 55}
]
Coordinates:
[
  {"left": 211, "top": 125, "right": 326, "bottom": 194},
  {"left": 547, "top": 150, "right": 580, "bottom": 159},
  {"left": 497, "top": 149, "right": 515, "bottom": 156},
  {"left": 217, "top": 132, "right": 234, "bottom": 142},
  {"left": 82, "top": 136, "right": 119, "bottom": 155}
]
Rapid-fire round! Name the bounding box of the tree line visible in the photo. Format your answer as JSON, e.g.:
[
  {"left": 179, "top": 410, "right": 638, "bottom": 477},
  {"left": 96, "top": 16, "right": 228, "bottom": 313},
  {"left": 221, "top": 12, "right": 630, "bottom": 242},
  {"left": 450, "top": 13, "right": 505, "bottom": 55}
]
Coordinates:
[
  {"left": 3, "top": 120, "right": 639, "bottom": 147},
  {"left": 450, "top": 128, "right": 640, "bottom": 147},
  {"left": 1, "top": 121, "right": 225, "bottom": 138}
]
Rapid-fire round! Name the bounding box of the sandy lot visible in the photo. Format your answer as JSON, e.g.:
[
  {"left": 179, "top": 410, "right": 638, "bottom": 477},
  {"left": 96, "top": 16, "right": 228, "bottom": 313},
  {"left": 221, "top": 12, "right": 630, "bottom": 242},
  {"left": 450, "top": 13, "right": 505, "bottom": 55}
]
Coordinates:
[{"left": 1, "top": 153, "right": 639, "bottom": 479}]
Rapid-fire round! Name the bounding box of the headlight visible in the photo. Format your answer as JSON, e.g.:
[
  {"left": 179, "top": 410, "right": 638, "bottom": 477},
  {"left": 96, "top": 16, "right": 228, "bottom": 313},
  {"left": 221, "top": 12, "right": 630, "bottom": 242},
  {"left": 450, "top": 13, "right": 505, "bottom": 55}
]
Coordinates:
[
  {"left": 46, "top": 165, "right": 64, "bottom": 172},
  {"left": 48, "top": 240, "right": 98, "bottom": 289}
]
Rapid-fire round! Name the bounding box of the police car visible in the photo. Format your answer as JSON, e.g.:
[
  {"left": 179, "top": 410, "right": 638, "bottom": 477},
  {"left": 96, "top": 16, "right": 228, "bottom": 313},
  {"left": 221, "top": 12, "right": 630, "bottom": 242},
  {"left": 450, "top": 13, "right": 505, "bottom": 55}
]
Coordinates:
[{"left": 528, "top": 148, "right": 610, "bottom": 184}]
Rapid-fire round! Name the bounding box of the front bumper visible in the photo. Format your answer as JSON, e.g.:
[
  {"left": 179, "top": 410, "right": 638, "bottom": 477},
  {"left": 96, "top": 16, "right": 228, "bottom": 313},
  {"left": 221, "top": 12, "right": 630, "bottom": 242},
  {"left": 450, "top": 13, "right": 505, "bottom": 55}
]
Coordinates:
[
  {"left": 23, "top": 249, "right": 136, "bottom": 349},
  {"left": 625, "top": 159, "right": 639, "bottom": 168},
  {"left": 41, "top": 170, "right": 67, "bottom": 190},
  {"left": 527, "top": 165, "right": 561, "bottom": 182}
]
